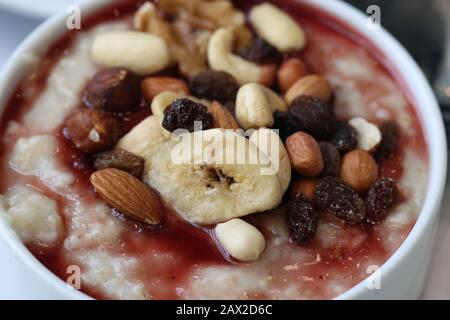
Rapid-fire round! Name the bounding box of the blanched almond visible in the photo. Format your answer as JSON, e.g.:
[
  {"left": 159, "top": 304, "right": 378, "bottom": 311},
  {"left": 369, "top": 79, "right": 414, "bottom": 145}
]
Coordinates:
[{"left": 91, "top": 168, "right": 162, "bottom": 225}]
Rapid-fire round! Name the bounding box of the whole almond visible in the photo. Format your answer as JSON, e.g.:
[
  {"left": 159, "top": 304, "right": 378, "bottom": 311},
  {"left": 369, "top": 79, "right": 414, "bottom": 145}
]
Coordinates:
[
  {"left": 91, "top": 168, "right": 162, "bottom": 225},
  {"left": 285, "top": 132, "right": 323, "bottom": 177},
  {"left": 278, "top": 58, "right": 308, "bottom": 93},
  {"left": 141, "top": 77, "right": 190, "bottom": 101},
  {"left": 208, "top": 101, "right": 239, "bottom": 130},
  {"left": 285, "top": 75, "right": 332, "bottom": 105},
  {"left": 340, "top": 150, "right": 378, "bottom": 193}
]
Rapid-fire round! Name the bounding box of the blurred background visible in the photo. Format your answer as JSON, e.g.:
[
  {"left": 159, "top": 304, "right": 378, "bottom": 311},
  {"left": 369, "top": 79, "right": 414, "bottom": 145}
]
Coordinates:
[{"left": 0, "top": 0, "right": 448, "bottom": 299}]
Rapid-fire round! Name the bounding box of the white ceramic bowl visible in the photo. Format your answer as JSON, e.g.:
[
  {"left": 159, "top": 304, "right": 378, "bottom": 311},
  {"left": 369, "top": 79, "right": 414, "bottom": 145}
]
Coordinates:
[{"left": 0, "top": 0, "right": 446, "bottom": 300}]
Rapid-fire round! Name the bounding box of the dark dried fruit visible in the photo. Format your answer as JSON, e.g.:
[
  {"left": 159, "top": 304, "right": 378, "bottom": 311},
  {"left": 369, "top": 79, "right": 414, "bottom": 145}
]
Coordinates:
[
  {"left": 329, "top": 121, "right": 357, "bottom": 154},
  {"left": 290, "top": 96, "right": 338, "bottom": 140},
  {"left": 83, "top": 67, "right": 140, "bottom": 113},
  {"left": 319, "top": 142, "right": 341, "bottom": 177},
  {"left": 315, "top": 176, "right": 366, "bottom": 225},
  {"left": 374, "top": 121, "right": 400, "bottom": 162},
  {"left": 94, "top": 149, "right": 145, "bottom": 177},
  {"left": 273, "top": 111, "right": 303, "bottom": 140},
  {"left": 239, "top": 37, "right": 280, "bottom": 64},
  {"left": 366, "top": 177, "right": 399, "bottom": 222},
  {"left": 162, "top": 98, "right": 213, "bottom": 132},
  {"left": 287, "top": 194, "right": 319, "bottom": 244},
  {"left": 189, "top": 70, "right": 239, "bottom": 104},
  {"left": 65, "top": 108, "right": 122, "bottom": 153}
]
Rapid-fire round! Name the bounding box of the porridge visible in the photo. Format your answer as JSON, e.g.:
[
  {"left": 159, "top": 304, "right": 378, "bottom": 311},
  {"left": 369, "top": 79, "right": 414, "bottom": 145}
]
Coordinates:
[{"left": 0, "top": 0, "right": 428, "bottom": 300}]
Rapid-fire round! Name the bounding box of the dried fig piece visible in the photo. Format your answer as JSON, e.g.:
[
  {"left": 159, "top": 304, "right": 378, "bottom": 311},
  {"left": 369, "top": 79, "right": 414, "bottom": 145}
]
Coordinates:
[
  {"left": 239, "top": 37, "right": 280, "bottom": 64},
  {"left": 315, "top": 176, "right": 366, "bottom": 225},
  {"left": 289, "top": 96, "right": 338, "bottom": 140},
  {"left": 94, "top": 149, "right": 145, "bottom": 177},
  {"left": 329, "top": 121, "right": 357, "bottom": 154},
  {"left": 366, "top": 177, "right": 399, "bottom": 222},
  {"left": 319, "top": 142, "right": 341, "bottom": 177},
  {"left": 189, "top": 70, "right": 239, "bottom": 104},
  {"left": 287, "top": 194, "right": 319, "bottom": 244},
  {"left": 83, "top": 67, "right": 140, "bottom": 113},
  {"left": 162, "top": 98, "right": 213, "bottom": 132},
  {"left": 374, "top": 121, "right": 400, "bottom": 162}
]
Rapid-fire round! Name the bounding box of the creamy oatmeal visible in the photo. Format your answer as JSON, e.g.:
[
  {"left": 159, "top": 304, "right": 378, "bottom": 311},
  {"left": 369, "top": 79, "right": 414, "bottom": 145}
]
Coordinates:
[{"left": 0, "top": 0, "right": 427, "bottom": 300}]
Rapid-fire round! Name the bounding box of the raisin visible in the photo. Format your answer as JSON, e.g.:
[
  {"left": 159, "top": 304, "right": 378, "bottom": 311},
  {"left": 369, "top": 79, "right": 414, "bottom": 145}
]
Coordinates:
[
  {"left": 94, "top": 149, "right": 145, "bottom": 177},
  {"left": 273, "top": 111, "right": 303, "bottom": 140},
  {"left": 287, "top": 194, "right": 319, "bottom": 244},
  {"left": 290, "top": 96, "right": 338, "bottom": 140},
  {"left": 315, "top": 176, "right": 366, "bottom": 225},
  {"left": 189, "top": 70, "right": 239, "bottom": 104},
  {"left": 329, "top": 121, "right": 357, "bottom": 154},
  {"left": 83, "top": 67, "right": 140, "bottom": 113},
  {"left": 319, "top": 142, "right": 341, "bottom": 177},
  {"left": 239, "top": 37, "right": 280, "bottom": 64},
  {"left": 374, "top": 121, "right": 400, "bottom": 162},
  {"left": 162, "top": 98, "right": 213, "bottom": 132},
  {"left": 366, "top": 177, "right": 399, "bottom": 222},
  {"left": 65, "top": 108, "right": 122, "bottom": 153}
]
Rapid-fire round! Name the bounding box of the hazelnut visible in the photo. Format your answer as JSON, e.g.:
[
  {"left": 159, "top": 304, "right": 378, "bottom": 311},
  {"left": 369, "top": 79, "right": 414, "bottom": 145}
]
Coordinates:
[
  {"left": 285, "top": 75, "right": 332, "bottom": 105},
  {"left": 141, "top": 77, "right": 190, "bottom": 101},
  {"left": 83, "top": 67, "right": 140, "bottom": 113},
  {"left": 278, "top": 58, "right": 308, "bottom": 93},
  {"left": 65, "top": 108, "right": 122, "bottom": 153},
  {"left": 259, "top": 63, "right": 278, "bottom": 88},
  {"left": 285, "top": 132, "right": 323, "bottom": 177},
  {"left": 340, "top": 150, "right": 378, "bottom": 193},
  {"left": 289, "top": 178, "right": 317, "bottom": 201}
]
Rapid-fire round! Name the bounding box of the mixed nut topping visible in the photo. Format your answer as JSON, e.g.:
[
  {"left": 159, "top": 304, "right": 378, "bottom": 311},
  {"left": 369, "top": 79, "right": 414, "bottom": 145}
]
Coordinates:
[{"left": 63, "top": 1, "right": 402, "bottom": 263}]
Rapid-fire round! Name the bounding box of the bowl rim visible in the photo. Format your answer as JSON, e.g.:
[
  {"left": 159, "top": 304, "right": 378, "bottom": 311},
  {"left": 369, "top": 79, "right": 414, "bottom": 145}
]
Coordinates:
[{"left": 0, "top": 0, "right": 447, "bottom": 300}]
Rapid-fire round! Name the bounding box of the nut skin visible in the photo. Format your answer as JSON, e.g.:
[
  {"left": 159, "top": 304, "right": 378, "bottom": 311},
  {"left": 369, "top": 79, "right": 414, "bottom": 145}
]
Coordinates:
[
  {"left": 289, "top": 178, "right": 317, "bottom": 201},
  {"left": 65, "top": 108, "right": 122, "bottom": 153},
  {"left": 340, "top": 150, "right": 378, "bottom": 193},
  {"left": 83, "top": 67, "right": 141, "bottom": 113},
  {"left": 208, "top": 101, "right": 239, "bottom": 130},
  {"left": 141, "top": 77, "right": 189, "bottom": 101},
  {"left": 285, "top": 75, "right": 332, "bottom": 105},
  {"left": 285, "top": 132, "right": 323, "bottom": 177},
  {"left": 278, "top": 58, "right": 308, "bottom": 93}
]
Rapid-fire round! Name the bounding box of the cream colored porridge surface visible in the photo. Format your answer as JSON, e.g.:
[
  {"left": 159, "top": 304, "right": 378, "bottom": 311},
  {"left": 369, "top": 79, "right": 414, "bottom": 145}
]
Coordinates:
[{"left": 0, "top": 19, "right": 427, "bottom": 299}]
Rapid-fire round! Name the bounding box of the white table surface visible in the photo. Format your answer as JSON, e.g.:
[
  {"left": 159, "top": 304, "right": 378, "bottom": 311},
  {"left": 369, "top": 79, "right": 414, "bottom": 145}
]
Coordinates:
[{"left": 0, "top": 7, "right": 449, "bottom": 300}]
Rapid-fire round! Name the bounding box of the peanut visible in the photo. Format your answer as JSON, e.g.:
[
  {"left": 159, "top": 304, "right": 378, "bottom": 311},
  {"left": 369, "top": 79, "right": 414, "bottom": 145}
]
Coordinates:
[
  {"left": 340, "top": 150, "right": 378, "bottom": 193},
  {"left": 285, "top": 75, "right": 332, "bottom": 105},
  {"left": 278, "top": 58, "right": 308, "bottom": 93},
  {"left": 285, "top": 132, "right": 323, "bottom": 177}
]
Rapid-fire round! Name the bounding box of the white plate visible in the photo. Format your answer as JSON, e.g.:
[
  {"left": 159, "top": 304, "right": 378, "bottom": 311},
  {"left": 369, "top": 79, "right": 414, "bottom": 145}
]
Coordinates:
[{"left": 0, "top": 0, "right": 83, "bottom": 19}]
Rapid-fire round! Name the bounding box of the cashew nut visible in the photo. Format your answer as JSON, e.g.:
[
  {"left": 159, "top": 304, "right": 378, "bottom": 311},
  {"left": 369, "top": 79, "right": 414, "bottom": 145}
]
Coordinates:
[
  {"left": 349, "top": 117, "right": 382, "bottom": 152},
  {"left": 207, "top": 27, "right": 263, "bottom": 85},
  {"left": 215, "top": 218, "right": 265, "bottom": 262},
  {"left": 235, "top": 83, "right": 287, "bottom": 129},
  {"left": 250, "top": 3, "right": 306, "bottom": 52},
  {"left": 151, "top": 91, "right": 187, "bottom": 139},
  {"left": 92, "top": 31, "right": 170, "bottom": 75}
]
